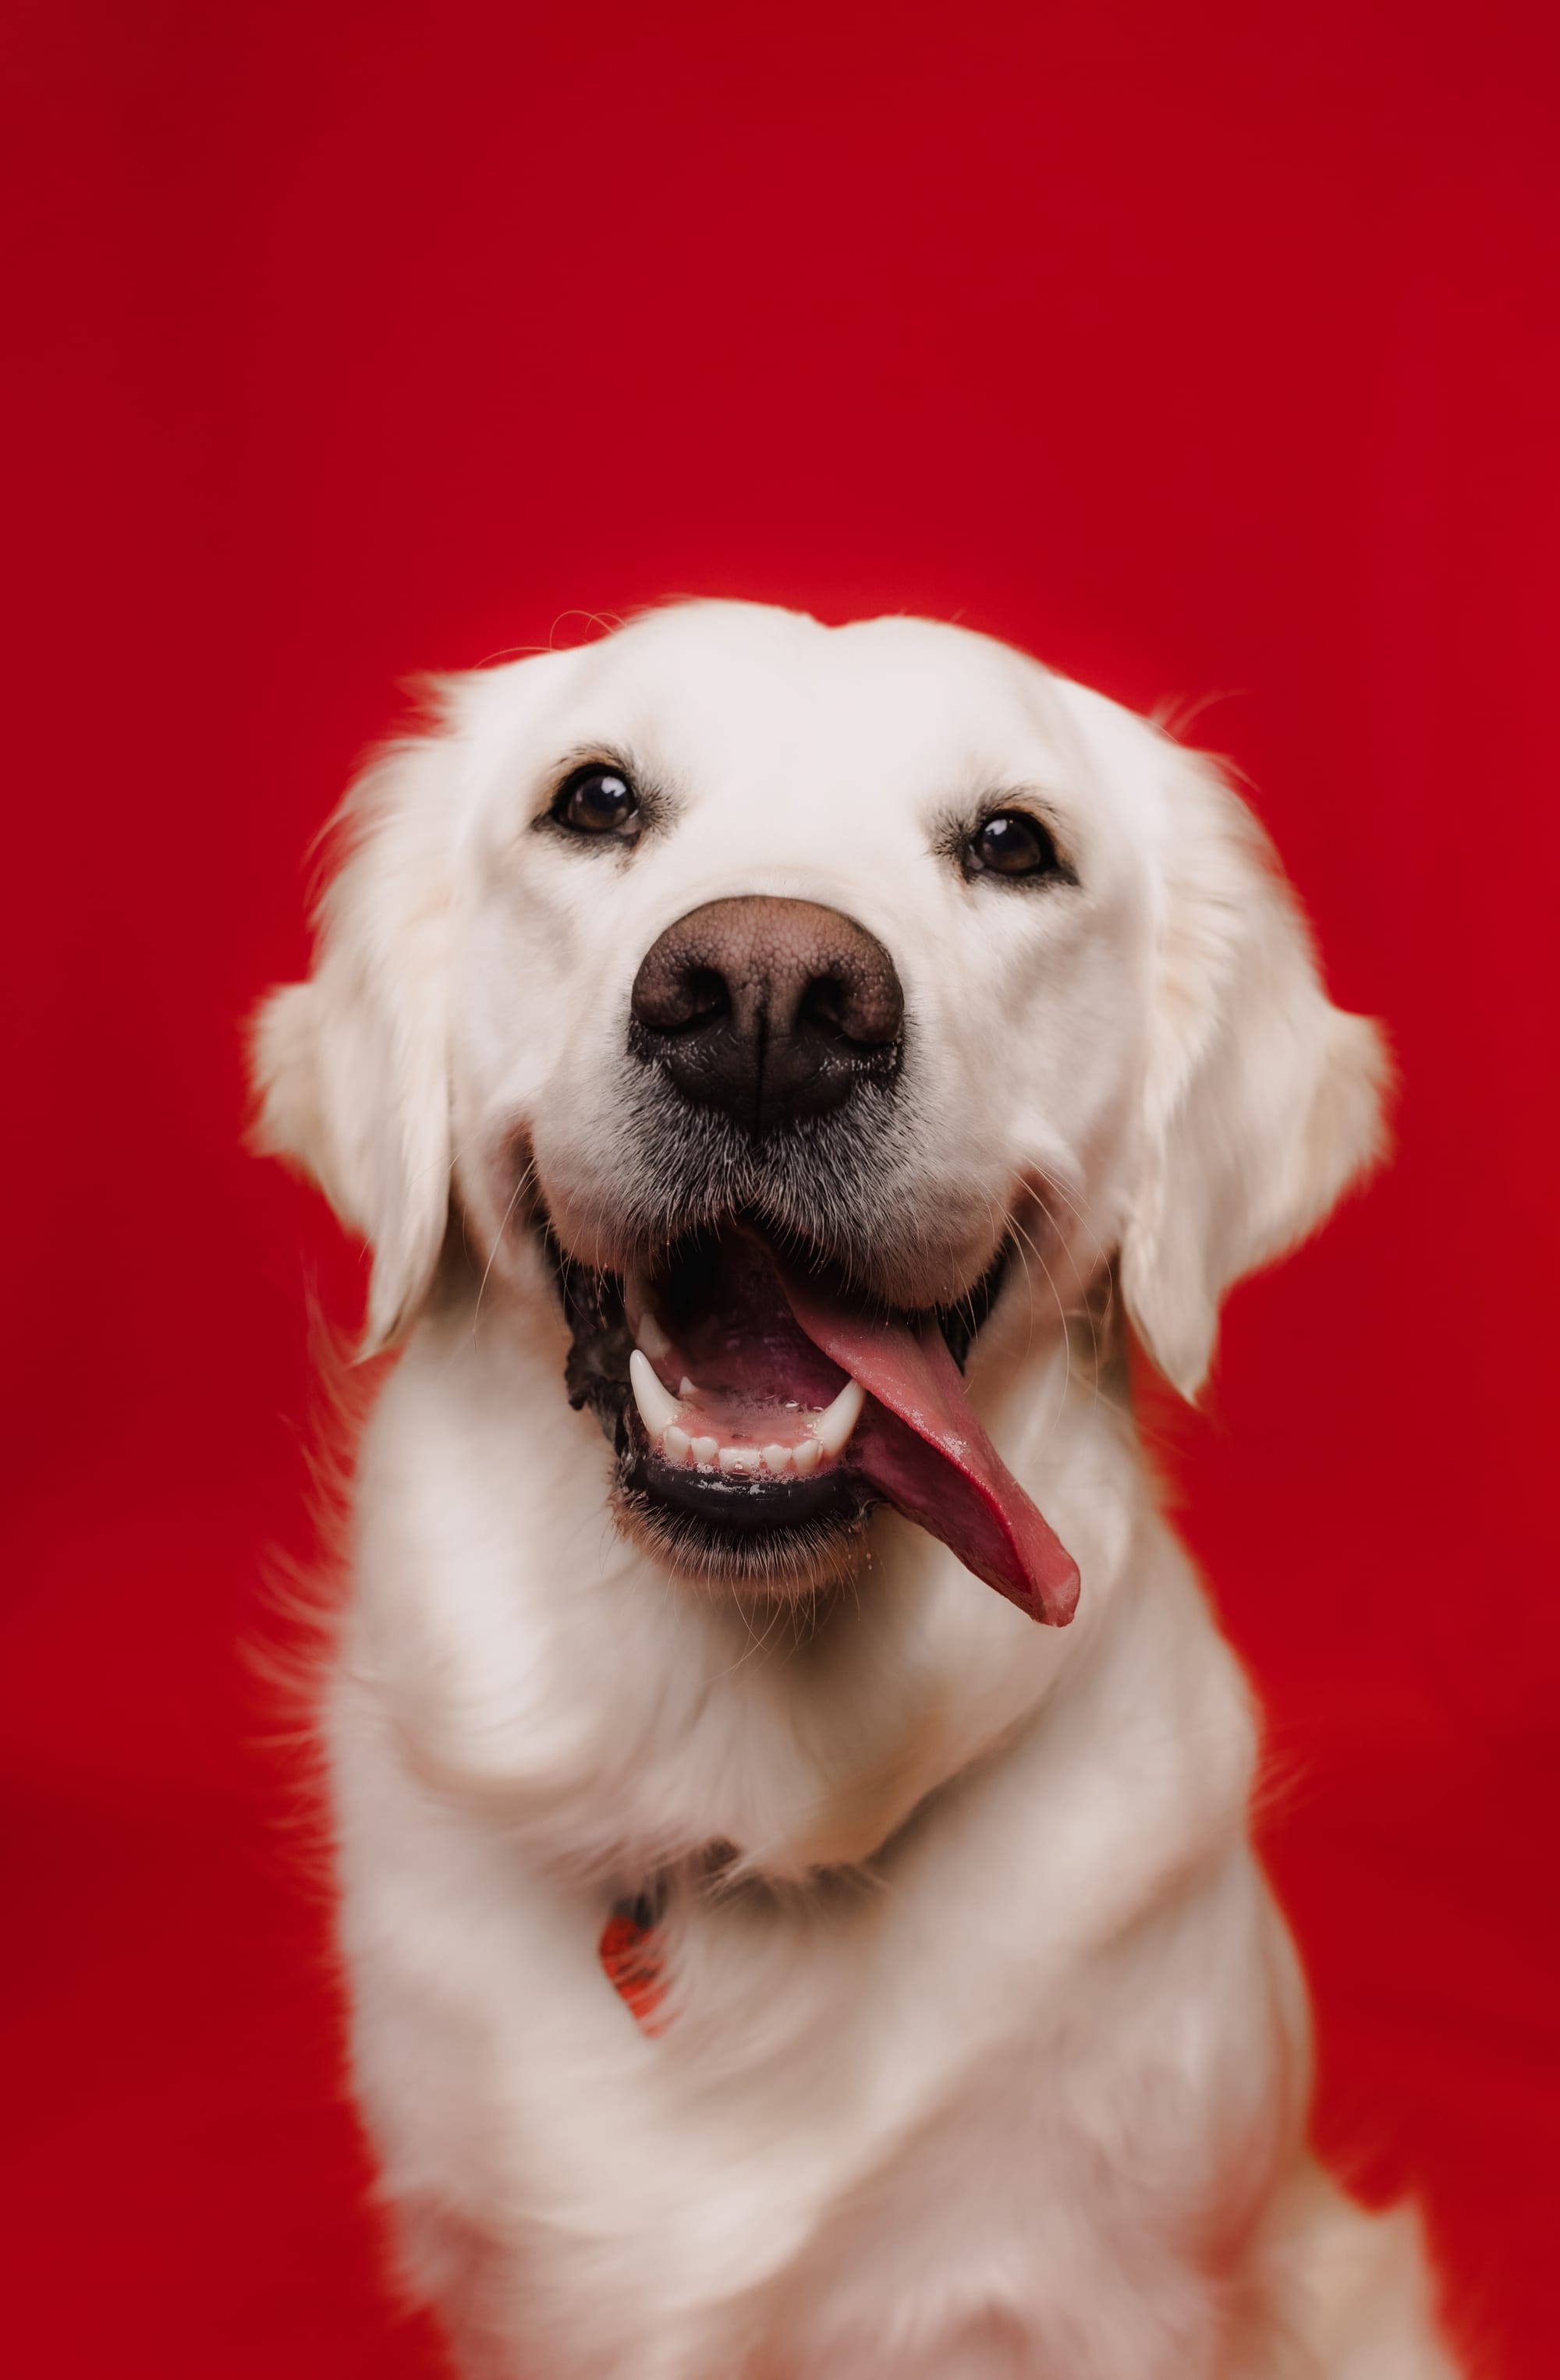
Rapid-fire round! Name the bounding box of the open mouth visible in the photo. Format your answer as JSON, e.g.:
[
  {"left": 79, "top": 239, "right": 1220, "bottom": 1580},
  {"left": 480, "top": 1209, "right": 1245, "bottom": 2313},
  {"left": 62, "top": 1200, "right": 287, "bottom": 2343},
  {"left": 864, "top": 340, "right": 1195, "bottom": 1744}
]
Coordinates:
[{"left": 553, "top": 1220, "right": 1080, "bottom": 1624}]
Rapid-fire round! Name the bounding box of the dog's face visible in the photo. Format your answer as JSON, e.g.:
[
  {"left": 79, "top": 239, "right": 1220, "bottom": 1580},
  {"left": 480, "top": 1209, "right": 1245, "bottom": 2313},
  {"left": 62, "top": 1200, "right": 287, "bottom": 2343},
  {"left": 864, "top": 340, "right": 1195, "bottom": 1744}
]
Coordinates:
[
  {"left": 453, "top": 605, "right": 1138, "bottom": 1311},
  {"left": 254, "top": 602, "right": 1385, "bottom": 1610}
]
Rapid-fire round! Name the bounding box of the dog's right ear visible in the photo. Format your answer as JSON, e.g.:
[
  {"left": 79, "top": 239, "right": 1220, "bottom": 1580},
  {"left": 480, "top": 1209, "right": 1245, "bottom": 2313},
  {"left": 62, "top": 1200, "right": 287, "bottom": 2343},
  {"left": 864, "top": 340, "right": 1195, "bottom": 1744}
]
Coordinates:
[{"left": 250, "top": 722, "right": 458, "bottom": 1355}]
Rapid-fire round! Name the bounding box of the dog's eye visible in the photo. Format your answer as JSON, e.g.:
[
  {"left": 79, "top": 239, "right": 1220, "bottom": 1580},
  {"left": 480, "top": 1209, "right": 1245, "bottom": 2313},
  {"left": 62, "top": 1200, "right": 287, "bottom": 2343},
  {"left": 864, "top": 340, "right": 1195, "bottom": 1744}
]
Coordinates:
[
  {"left": 549, "top": 764, "right": 642, "bottom": 838},
  {"left": 963, "top": 810, "right": 1069, "bottom": 882}
]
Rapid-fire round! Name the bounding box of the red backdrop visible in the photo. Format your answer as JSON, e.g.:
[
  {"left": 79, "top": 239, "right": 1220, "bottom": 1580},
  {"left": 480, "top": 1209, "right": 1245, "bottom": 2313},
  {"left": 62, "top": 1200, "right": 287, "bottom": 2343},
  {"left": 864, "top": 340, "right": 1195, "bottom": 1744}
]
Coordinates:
[{"left": 4, "top": 2, "right": 1556, "bottom": 2372}]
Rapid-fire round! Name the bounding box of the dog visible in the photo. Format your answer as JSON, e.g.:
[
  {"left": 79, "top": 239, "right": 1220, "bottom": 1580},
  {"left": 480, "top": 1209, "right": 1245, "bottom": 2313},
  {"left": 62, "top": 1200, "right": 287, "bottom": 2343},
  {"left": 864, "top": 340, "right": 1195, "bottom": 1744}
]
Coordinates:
[{"left": 253, "top": 600, "right": 1460, "bottom": 2378}]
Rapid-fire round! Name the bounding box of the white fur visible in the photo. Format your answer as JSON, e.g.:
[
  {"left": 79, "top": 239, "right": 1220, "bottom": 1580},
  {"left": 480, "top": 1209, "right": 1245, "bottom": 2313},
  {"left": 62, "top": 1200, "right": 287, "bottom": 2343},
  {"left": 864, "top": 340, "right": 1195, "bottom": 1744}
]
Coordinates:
[{"left": 254, "top": 602, "right": 1456, "bottom": 2378}]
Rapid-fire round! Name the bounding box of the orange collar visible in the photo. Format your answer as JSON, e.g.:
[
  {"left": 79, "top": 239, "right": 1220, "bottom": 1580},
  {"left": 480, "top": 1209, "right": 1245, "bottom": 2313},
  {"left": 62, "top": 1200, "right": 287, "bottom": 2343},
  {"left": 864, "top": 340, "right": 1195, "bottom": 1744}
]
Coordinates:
[{"left": 598, "top": 1904, "right": 668, "bottom": 2033}]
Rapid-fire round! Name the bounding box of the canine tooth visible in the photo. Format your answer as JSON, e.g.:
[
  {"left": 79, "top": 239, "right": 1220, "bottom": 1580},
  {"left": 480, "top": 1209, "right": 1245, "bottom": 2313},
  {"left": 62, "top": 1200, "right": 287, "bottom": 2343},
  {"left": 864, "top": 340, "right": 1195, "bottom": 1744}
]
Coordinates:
[
  {"left": 690, "top": 1434, "right": 719, "bottom": 1468},
  {"left": 810, "top": 1377, "right": 865, "bottom": 1457},
  {"left": 663, "top": 1423, "right": 692, "bottom": 1466},
  {"left": 636, "top": 1312, "right": 672, "bottom": 1360},
  {"left": 792, "top": 1437, "right": 822, "bottom": 1477},
  {"left": 719, "top": 1445, "right": 762, "bottom": 1474},
  {"left": 629, "top": 1349, "right": 682, "bottom": 1437},
  {"left": 762, "top": 1443, "right": 793, "bottom": 1476}
]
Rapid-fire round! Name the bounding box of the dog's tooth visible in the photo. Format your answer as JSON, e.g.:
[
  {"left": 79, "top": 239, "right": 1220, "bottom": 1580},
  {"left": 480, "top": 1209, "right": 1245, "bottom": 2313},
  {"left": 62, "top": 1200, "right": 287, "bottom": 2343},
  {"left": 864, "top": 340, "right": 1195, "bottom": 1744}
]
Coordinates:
[
  {"left": 663, "top": 1423, "right": 692, "bottom": 1466},
  {"left": 636, "top": 1311, "right": 672, "bottom": 1361},
  {"left": 690, "top": 1434, "right": 719, "bottom": 1468},
  {"left": 629, "top": 1349, "right": 682, "bottom": 1437},
  {"left": 678, "top": 1376, "right": 698, "bottom": 1399},
  {"left": 792, "top": 1436, "right": 822, "bottom": 1477},
  {"left": 810, "top": 1376, "right": 865, "bottom": 1457},
  {"left": 719, "top": 1445, "right": 763, "bottom": 1474},
  {"left": 762, "top": 1443, "right": 793, "bottom": 1476}
]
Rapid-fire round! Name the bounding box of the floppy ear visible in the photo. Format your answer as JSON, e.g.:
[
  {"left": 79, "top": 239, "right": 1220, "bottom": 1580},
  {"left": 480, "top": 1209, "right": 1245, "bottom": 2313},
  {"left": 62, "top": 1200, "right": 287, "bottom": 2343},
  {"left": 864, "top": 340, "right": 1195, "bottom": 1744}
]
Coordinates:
[
  {"left": 1121, "top": 744, "right": 1390, "bottom": 1399},
  {"left": 250, "top": 724, "right": 457, "bottom": 1354}
]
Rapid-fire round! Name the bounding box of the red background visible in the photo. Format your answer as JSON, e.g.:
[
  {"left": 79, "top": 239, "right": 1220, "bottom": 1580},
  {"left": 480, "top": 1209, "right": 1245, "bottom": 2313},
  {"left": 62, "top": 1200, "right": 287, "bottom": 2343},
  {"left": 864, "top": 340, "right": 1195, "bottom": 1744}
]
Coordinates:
[{"left": 4, "top": 2, "right": 1557, "bottom": 2372}]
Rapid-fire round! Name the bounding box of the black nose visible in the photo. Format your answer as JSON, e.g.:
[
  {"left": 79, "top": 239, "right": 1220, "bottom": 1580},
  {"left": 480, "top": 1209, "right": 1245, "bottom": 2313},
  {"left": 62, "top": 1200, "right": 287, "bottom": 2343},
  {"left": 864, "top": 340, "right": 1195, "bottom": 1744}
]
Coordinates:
[{"left": 629, "top": 896, "right": 905, "bottom": 1135}]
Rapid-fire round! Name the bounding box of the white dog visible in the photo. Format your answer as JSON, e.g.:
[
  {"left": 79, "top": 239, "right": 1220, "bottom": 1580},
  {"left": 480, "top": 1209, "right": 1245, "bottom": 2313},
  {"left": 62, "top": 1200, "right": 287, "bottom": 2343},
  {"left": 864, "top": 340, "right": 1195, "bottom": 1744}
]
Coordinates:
[{"left": 254, "top": 601, "right": 1459, "bottom": 2378}]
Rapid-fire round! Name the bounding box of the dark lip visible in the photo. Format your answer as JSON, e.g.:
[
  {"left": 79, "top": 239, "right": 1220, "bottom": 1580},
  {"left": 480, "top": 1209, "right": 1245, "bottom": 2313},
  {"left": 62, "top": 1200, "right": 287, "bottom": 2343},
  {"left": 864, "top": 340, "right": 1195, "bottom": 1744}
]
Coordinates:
[
  {"left": 613, "top": 1413, "right": 872, "bottom": 1588},
  {"left": 629, "top": 1427, "right": 869, "bottom": 1531},
  {"left": 546, "top": 1213, "right": 1010, "bottom": 1557}
]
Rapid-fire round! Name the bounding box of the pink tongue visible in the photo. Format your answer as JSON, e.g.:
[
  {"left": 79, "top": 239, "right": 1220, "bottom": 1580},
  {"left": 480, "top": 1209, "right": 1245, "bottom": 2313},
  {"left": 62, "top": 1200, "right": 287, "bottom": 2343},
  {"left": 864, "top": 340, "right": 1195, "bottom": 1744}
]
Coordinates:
[{"left": 775, "top": 1263, "right": 1080, "bottom": 1627}]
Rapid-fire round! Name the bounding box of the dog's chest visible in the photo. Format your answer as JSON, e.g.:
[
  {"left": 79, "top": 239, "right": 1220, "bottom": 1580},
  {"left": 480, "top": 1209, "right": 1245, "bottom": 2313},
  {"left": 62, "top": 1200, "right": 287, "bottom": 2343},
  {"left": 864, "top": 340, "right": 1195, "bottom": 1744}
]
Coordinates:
[{"left": 337, "top": 1692, "right": 1275, "bottom": 2380}]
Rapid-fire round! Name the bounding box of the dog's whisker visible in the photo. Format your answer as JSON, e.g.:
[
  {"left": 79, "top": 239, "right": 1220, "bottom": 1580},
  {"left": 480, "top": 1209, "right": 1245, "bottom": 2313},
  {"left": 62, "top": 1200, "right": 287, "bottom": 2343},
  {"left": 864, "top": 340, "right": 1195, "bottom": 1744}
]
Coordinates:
[{"left": 470, "top": 1153, "right": 538, "bottom": 1337}]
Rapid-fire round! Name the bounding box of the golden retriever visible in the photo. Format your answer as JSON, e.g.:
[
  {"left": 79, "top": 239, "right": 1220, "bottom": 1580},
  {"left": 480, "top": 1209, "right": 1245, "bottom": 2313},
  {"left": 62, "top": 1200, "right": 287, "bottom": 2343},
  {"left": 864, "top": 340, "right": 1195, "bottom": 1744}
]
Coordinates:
[{"left": 254, "top": 600, "right": 1458, "bottom": 2378}]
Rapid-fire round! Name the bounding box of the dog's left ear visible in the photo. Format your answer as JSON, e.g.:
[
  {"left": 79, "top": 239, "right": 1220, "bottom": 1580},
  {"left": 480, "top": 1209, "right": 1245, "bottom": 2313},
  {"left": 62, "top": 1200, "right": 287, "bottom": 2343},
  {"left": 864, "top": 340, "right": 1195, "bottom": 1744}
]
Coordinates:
[
  {"left": 1120, "top": 742, "right": 1390, "bottom": 1399},
  {"left": 250, "top": 723, "right": 458, "bottom": 1354}
]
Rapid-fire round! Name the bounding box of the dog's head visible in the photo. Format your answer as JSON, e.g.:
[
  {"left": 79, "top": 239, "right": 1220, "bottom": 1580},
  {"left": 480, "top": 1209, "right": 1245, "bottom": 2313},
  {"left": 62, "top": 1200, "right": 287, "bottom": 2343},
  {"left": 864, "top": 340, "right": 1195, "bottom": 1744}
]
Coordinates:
[{"left": 254, "top": 602, "right": 1387, "bottom": 1617}]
